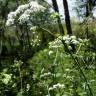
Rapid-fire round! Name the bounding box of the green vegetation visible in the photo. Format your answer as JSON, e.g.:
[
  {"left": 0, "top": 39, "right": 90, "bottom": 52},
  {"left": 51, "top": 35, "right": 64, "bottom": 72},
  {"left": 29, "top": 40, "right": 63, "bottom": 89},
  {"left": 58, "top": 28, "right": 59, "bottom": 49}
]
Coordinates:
[{"left": 0, "top": 0, "right": 96, "bottom": 96}]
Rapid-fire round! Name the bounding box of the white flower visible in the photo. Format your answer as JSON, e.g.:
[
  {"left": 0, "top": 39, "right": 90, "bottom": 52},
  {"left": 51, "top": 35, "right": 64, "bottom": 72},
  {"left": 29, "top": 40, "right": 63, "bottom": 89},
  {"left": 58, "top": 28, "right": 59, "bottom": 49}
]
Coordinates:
[
  {"left": 65, "top": 40, "right": 70, "bottom": 44},
  {"left": 19, "top": 13, "right": 30, "bottom": 23},
  {"left": 63, "top": 35, "right": 69, "bottom": 41},
  {"left": 63, "top": 35, "right": 79, "bottom": 45},
  {"left": 6, "top": 1, "right": 46, "bottom": 26},
  {"left": 48, "top": 87, "right": 53, "bottom": 91},
  {"left": 53, "top": 85, "right": 57, "bottom": 89},
  {"left": 70, "top": 36, "right": 76, "bottom": 39},
  {"left": 6, "top": 19, "right": 14, "bottom": 26},
  {"left": 40, "top": 72, "right": 52, "bottom": 78},
  {"left": 2, "top": 74, "right": 12, "bottom": 84},
  {"left": 49, "top": 38, "right": 62, "bottom": 48},
  {"left": 57, "top": 83, "right": 65, "bottom": 88},
  {"left": 49, "top": 83, "right": 65, "bottom": 91},
  {"left": 92, "top": 6, "right": 96, "bottom": 18},
  {"left": 65, "top": 68, "right": 70, "bottom": 72},
  {"left": 26, "top": 84, "right": 30, "bottom": 91},
  {"left": 7, "top": 12, "right": 16, "bottom": 19},
  {"left": 30, "top": 26, "right": 37, "bottom": 31},
  {"left": 6, "top": 12, "right": 16, "bottom": 26},
  {"left": 29, "top": 1, "right": 45, "bottom": 12},
  {"left": 68, "top": 46, "right": 72, "bottom": 50},
  {"left": 48, "top": 50, "right": 53, "bottom": 55},
  {"left": 24, "top": 9, "right": 32, "bottom": 14},
  {"left": 71, "top": 39, "right": 79, "bottom": 45},
  {"left": 78, "top": 38, "right": 83, "bottom": 43},
  {"left": 15, "top": 4, "right": 29, "bottom": 14}
]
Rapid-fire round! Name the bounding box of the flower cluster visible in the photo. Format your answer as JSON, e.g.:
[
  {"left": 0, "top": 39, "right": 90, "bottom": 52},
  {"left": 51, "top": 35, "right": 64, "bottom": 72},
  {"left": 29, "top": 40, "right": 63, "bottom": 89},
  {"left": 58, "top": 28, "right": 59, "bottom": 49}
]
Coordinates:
[
  {"left": 62, "top": 35, "right": 83, "bottom": 50},
  {"left": 63, "top": 35, "right": 82, "bottom": 45},
  {"left": 49, "top": 37, "right": 63, "bottom": 49},
  {"left": 30, "top": 35, "right": 41, "bottom": 47},
  {"left": 16, "top": 4, "right": 29, "bottom": 14},
  {"left": 1, "top": 73, "right": 12, "bottom": 84},
  {"left": 40, "top": 72, "right": 53, "bottom": 78},
  {"left": 92, "top": 6, "right": 96, "bottom": 18},
  {"left": 14, "top": 60, "right": 23, "bottom": 67},
  {"left": 48, "top": 50, "right": 53, "bottom": 55},
  {"left": 48, "top": 83, "right": 65, "bottom": 91},
  {"left": 26, "top": 84, "right": 30, "bottom": 91},
  {"left": 30, "top": 26, "right": 37, "bottom": 31},
  {"left": 19, "top": 13, "right": 30, "bottom": 23},
  {"left": 49, "top": 35, "right": 83, "bottom": 49},
  {"left": 6, "top": 1, "right": 46, "bottom": 26},
  {"left": 6, "top": 12, "right": 16, "bottom": 26},
  {"left": 29, "top": 1, "right": 45, "bottom": 12},
  {"left": 50, "top": 12, "right": 59, "bottom": 19}
]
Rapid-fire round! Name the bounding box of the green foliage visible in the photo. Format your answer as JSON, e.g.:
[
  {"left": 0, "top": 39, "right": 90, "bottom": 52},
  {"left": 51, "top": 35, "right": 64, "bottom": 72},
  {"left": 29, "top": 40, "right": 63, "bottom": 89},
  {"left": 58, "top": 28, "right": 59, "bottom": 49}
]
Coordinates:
[
  {"left": 27, "top": 36, "right": 96, "bottom": 96},
  {"left": 0, "top": 0, "right": 96, "bottom": 96}
]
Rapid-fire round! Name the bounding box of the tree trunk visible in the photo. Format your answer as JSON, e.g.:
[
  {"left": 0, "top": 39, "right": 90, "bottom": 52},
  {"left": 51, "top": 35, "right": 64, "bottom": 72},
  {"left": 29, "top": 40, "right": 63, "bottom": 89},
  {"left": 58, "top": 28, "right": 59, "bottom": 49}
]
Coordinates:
[
  {"left": 63, "top": 0, "right": 72, "bottom": 35},
  {"left": 51, "top": 0, "right": 64, "bottom": 35},
  {"left": 85, "top": 0, "right": 89, "bottom": 38}
]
